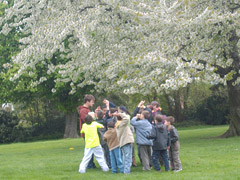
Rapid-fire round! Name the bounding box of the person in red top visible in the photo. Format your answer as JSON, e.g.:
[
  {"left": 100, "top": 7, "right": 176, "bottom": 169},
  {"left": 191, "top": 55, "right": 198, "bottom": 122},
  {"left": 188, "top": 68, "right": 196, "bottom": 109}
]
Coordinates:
[
  {"left": 78, "top": 94, "right": 96, "bottom": 169},
  {"left": 78, "top": 94, "right": 95, "bottom": 138}
]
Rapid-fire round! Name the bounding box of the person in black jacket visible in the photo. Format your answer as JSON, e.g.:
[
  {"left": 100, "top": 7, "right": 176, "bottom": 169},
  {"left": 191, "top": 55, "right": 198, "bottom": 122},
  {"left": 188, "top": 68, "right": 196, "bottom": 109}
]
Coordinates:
[
  {"left": 148, "top": 114, "right": 170, "bottom": 172},
  {"left": 103, "top": 99, "right": 118, "bottom": 125},
  {"left": 95, "top": 110, "right": 111, "bottom": 169},
  {"left": 133, "top": 100, "right": 153, "bottom": 124}
]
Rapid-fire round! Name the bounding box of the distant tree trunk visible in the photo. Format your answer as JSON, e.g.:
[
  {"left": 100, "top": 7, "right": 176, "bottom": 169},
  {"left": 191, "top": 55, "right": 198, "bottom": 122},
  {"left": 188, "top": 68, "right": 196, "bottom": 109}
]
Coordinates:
[
  {"left": 164, "top": 92, "right": 174, "bottom": 115},
  {"left": 173, "top": 90, "right": 185, "bottom": 123},
  {"left": 220, "top": 82, "right": 240, "bottom": 137},
  {"left": 153, "top": 90, "right": 157, "bottom": 101},
  {"left": 64, "top": 112, "right": 79, "bottom": 138},
  {"left": 164, "top": 89, "right": 186, "bottom": 123}
]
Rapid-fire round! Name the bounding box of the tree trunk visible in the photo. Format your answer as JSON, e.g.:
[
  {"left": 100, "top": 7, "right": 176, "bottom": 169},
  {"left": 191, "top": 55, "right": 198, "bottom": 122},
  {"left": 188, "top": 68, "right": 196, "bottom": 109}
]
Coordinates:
[
  {"left": 164, "top": 93, "right": 175, "bottom": 116},
  {"left": 164, "top": 90, "right": 186, "bottom": 123},
  {"left": 220, "top": 82, "right": 240, "bottom": 137},
  {"left": 64, "top": 112, "right": 79, "bottom": 138},
  {"left": 220, "top": 29, "right": 240, "bottom": 137},
  {"left": 173, "top": 90, "right": 185, "bottom": 123}
]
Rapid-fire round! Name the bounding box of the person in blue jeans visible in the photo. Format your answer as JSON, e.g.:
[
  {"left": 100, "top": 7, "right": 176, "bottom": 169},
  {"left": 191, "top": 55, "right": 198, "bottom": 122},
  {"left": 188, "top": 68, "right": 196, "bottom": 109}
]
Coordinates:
[
  {"left": 103, "top": 121, "right": 124, "bottom": 173},
  {"left": 114, "top": 112, "right": 134, "bottom": 174},
  {"left": 148, "top": 114, "right": 170, "bottom": 172}
]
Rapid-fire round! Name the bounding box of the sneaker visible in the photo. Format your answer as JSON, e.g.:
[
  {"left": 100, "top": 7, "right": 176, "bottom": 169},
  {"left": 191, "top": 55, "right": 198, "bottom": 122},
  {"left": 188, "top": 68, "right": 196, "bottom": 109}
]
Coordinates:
[
  {"left": 174, "top": 169, "right": 182, "bottom": 172},
  {"left": 142, "top": 167, "right": 151, "bottom": 171}
]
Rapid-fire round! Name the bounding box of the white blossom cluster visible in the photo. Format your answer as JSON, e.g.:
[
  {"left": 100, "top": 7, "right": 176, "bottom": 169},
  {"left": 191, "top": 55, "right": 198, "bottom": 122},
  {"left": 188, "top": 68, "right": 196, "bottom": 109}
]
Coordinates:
[{"left": 1, "top": 0, "right": 240, "bottom": 94}]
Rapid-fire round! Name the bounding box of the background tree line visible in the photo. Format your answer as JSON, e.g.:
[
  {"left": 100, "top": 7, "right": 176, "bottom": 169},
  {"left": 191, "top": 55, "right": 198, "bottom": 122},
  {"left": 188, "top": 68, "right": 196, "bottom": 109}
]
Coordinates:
[{"left": 0, "top": 82, "right": 230, "bottom": 143}]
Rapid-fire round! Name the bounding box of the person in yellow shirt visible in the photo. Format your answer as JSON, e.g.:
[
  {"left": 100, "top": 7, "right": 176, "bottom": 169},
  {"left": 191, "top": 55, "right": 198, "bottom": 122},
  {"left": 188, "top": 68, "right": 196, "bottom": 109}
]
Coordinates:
[{"left": 79, "top": 115, "right": 109, "bottom": 173}]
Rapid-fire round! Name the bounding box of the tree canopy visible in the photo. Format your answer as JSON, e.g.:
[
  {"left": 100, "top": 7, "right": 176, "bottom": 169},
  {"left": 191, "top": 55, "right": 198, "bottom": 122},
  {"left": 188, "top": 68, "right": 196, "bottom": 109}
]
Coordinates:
[
  {"left": 1, "top": 0, "right": 240, "bottom": 137},
  {"left": 1, "top": 0, "right": 239, "bottom": 94}
]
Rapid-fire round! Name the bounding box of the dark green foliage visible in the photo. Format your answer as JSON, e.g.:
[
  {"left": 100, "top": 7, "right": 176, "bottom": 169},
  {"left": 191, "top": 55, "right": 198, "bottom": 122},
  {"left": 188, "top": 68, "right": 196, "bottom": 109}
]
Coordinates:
[
  {"left": 0, "top": 110, "right": 28, "bottom": 143},
  {"left": 186, "top": 88, "right": 230, "bottom": 125},
  {"left": 14, "top": 98, "right": 66, "bottom": 142},
  {"left": 0, "top": 106, "right": 66, "bottom": 144},
  {"left": 0, "top": 110, "right": 17, "bottom": 143},
  {"left": 30, "top": 112, "right": 66, "bottom": 139},
  {"left": 195, "top": 95, "right": 230, "bottom": 125},
  {"left": 171, "top": 83, "right": 230, "bottom": 125}
]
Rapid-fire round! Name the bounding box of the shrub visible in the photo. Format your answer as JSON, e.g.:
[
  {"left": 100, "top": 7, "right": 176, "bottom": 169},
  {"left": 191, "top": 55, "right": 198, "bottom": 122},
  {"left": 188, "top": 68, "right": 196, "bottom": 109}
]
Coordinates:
[
  {"left": 188, "top": 95, "right": 230, "bottom": 125},
  {"left": 0, "top": 110, "right": 28, "bottom": 143}
]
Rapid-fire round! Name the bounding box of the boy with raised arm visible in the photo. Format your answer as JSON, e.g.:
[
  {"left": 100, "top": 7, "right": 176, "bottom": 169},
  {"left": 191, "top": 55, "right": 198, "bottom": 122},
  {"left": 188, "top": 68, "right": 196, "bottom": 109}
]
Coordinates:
[{"left": 79, "top": 115, "right": 109, "bottom": 173}]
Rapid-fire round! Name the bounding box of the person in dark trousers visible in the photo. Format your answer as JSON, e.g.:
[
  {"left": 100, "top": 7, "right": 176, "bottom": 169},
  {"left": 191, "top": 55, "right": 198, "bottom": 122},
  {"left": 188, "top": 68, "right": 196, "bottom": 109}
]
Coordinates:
[
  {"left": 95, "top": 110, "right": 111, "bottom": 169},
  {"left": 148, "top": 114, "right": 170, "bottom": 172}
]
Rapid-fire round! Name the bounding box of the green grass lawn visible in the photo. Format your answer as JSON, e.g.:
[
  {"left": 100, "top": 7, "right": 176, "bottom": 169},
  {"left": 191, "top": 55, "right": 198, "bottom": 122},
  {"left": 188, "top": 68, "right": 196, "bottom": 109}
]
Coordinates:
[{"left": 0, "top": 125, "right": 240, "bottom": 180}]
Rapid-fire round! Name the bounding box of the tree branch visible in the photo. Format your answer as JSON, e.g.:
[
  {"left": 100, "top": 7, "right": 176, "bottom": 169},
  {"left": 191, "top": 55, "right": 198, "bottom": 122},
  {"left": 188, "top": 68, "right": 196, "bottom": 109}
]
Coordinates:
[{"left": 228, "top": 2, "right": 240, "bottom": 13}]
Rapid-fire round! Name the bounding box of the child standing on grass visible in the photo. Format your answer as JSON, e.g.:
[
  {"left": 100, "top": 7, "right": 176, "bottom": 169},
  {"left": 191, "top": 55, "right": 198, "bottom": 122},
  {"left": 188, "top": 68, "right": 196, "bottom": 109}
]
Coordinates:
[
  {"left": 103, "top": 121, "right": 124, "bottom": 174},
  {"left": 131, "top": 110, "right": 153, "bottom": 171},
  {"left": 79, "top": 115, "right": 109, "bottom": 173},
  {"left": 95, "top": 110, "right": 111, "bottom": 169},
  {"left": 148, "top": 114, "right": 170, "bottom": 172},
  {"left": 114, "top": 112, "right": 134, "bottom": 174},
  {"left": 165, "top": 116, "right": 182, "bottom": 172},
  {"left": 118, "top": 105, "right": 137, "bottom": 167}
]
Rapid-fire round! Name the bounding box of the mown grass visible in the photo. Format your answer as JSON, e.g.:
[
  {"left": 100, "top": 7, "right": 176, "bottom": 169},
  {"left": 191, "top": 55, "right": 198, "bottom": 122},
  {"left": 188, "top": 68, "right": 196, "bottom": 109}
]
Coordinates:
[{"left": 0, "top": 125, "right": 240, "bottom": 180}]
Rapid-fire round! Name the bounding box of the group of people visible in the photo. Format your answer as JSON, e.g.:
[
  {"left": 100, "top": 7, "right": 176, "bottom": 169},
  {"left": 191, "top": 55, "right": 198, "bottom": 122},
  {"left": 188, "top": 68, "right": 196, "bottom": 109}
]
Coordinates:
[{"left": 78, "top": 94, "right": 182, "bottom": 174}]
